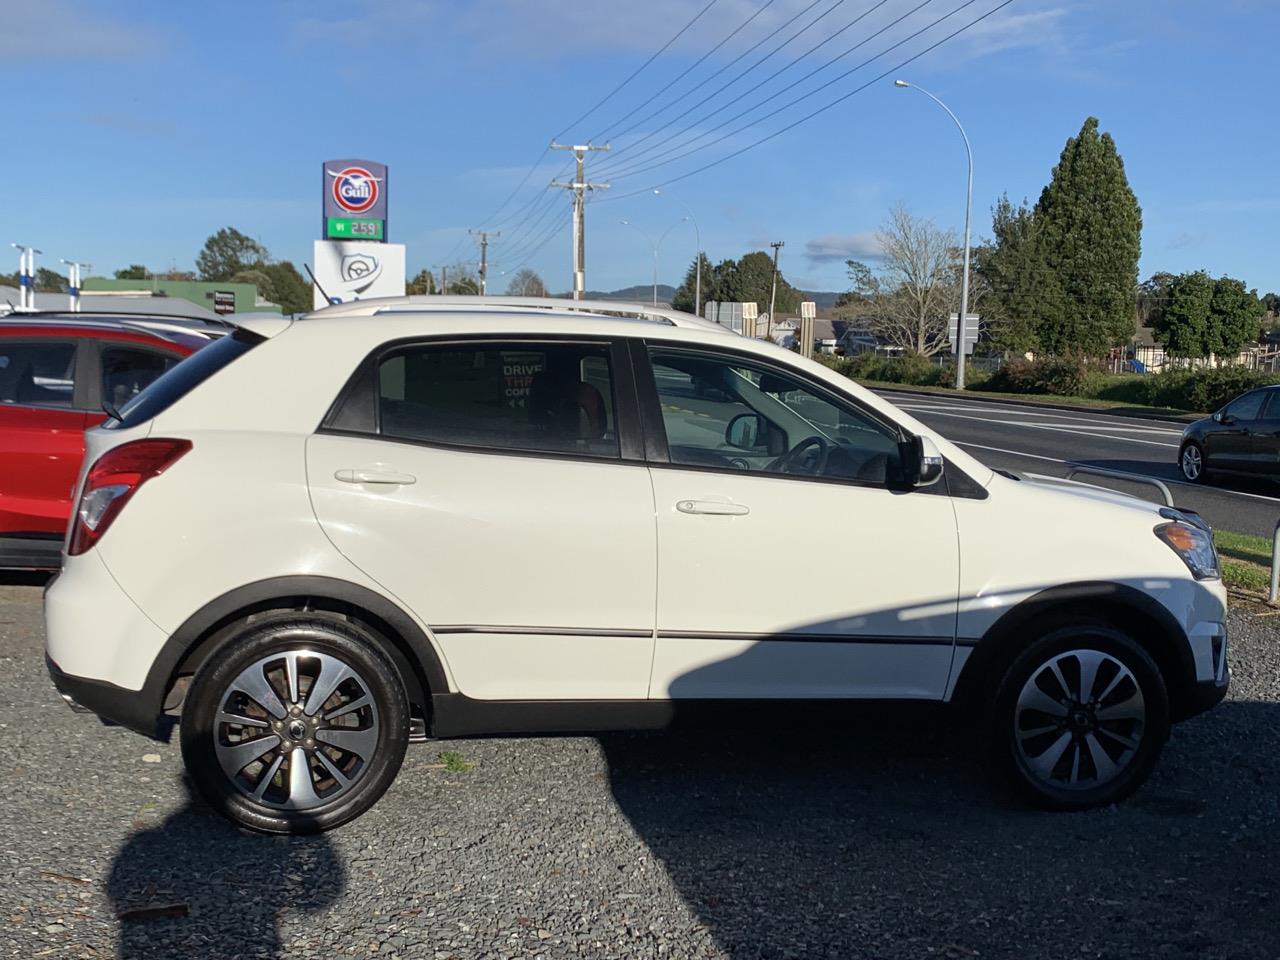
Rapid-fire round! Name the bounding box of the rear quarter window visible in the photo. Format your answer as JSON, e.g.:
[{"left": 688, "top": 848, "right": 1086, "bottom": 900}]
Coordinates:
[{"left": 109, "top": 328, "right": 264, "bottom": 428}]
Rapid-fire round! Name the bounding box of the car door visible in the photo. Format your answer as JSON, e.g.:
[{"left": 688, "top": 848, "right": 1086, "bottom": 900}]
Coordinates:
[
  {"left": 638, "top": 343, "right": 961, "bottom": 701},
  {"left": 307, "top": 336, "right": 657, "bottom": 701},
  {"left": 0, "top": 337, "right": 88, "bottom": 538},
  {"left": 1250, "top": 389, "right": 1280, "bottom": 475},
  {"left": 1206, "top": 390, "right": 1265, "bottom": 471}
]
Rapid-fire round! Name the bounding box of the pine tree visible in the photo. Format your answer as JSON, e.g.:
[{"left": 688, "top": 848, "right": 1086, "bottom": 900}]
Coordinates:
[
  {"left": 672, "top": 253, "right": 715, "bottom": 314},
  {"left": 1033, "top": 117, "right": 1142, "bottom": 355}
]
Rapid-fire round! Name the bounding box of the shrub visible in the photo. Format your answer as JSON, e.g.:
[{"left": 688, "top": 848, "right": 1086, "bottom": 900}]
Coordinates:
[{"left": 986, "top": 356, "right": 1087, "bottom": 396}]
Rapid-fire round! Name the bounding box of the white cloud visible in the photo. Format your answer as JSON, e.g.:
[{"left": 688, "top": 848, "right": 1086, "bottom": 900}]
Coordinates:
[
  {"left": 805, "top": 231, "right": 882, "bottom": 263},
  {"left": 0, "top": 0, "right": 163, "bottom": 61}
]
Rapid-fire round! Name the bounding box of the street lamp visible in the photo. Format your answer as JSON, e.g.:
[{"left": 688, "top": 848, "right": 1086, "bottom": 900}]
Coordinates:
[
  {"left": 619, "top": 217, "right": 688, "bottom": 307},
  {"left": 894, "top": 79, "right": 973, "bottom": 390},
  {"left": 653, "top": 189, "right": 701, "bottom": 317}
]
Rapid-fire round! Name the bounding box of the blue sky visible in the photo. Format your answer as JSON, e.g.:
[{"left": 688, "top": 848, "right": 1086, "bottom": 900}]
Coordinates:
[{"left": 4, "top": 0, "right": 1276, "bottom": 297}]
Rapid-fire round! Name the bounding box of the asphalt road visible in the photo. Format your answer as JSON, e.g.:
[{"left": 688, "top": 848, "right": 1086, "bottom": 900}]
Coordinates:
[
  {"left": 3, "top": 576, "right": 1280, "bottom": 959},
  {"left": 879, "top": 389, "right": 1280, "bottom": 538}
]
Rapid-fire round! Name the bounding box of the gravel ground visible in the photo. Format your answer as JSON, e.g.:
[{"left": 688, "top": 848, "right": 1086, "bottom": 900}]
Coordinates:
[{"left": 1, "top": 576, "right": 1277, "bottom": 960}]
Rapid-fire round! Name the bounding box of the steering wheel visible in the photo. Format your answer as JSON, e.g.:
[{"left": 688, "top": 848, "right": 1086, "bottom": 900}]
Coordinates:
[{"left": 772, "top": 435, "right": 832, "bottom": 476}]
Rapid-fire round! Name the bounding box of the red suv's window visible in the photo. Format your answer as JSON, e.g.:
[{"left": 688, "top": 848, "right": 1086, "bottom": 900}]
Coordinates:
[
  {"left": 0, "top": 340, "right": 76, "bottom": 408},
  {"left": 101, "top": 346, "right": 181, "bottom": 408}
]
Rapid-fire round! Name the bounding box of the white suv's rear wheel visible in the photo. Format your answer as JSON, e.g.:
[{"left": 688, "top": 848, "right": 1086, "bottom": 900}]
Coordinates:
[
  {"left": 990, "top": 621, "right": 1169, "bottom": 810},
  {"left": 180, "top": 613, "right": 409, "bottom": 834}
]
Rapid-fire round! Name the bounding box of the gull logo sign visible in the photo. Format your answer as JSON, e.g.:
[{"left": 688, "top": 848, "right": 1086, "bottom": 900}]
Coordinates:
[
  {"left": 340, "top": 253, "right": 382, "bottom": 292},
  {"left": 327, "top": 166, "right": 382, "bottom": 214}
]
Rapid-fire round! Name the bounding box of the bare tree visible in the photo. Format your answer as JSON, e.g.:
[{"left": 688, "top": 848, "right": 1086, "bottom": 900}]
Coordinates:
[
  {"left": 505, "top": 268, "right": 548, "bottom": 297},
  {"left": 845, "top": 204, "right": 960, "bottom": 356}
]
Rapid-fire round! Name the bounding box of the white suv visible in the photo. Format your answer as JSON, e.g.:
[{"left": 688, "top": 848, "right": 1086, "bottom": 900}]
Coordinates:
[{"left": 44, "top": 297, "right": 1229, "bottom": 833}]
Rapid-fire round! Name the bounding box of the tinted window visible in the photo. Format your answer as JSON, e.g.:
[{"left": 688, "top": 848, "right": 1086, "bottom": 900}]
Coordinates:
[
  {"left": 1259, "top": 390, "right": 1280, "bottom": 423},
  {"left": 101, "top": 346, "right": 181, "bottom": 408},
  {"left": 1225, "top": 391, "right": 1265, "bottom": 421},
  {"left": 649, "top": 349, "right": 902, "bottom": 483},
  {"left": 0, "top": 340, "right": 76, "bottom": 408},
  {"left": 378, "top": 342, "right": 618, "bottom": 458},
  {"left": 110, "top": 328, "right": 262, "bottom": 428}
]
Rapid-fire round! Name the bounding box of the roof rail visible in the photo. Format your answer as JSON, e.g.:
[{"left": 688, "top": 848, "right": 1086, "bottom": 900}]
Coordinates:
[
  {"left": 308, "top": 295, "right": 732, "bottom": 333},
  {"left": 0, "top": 307, "right": 235, "bottom": 327}
]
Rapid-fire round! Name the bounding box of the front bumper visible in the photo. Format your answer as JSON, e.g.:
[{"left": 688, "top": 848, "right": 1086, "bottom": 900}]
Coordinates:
[{"left": 46, "top": 655, "right": 165, "bottom": 738}]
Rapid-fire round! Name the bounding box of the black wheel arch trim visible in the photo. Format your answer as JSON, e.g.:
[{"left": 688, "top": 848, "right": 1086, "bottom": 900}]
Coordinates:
[
  {"left": 951, "top": 580, "right": 1201, "bottom": 721},
  {"left": 133, "top": 576, "right": 449, "bottom": 739}
]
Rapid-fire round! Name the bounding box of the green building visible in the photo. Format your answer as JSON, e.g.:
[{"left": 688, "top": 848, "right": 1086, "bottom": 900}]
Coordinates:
[{"left": 81, "top": 277, "right": 280, "bottom": 315}]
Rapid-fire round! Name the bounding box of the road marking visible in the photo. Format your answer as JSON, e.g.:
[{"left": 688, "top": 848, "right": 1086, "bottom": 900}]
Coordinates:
[
  {"left": 879, "top": 389, "right": 1189, "bottom": 426},
  {"left": 892, "top": 399, "right": 1185, "bottom": 434},
  {"left": 957, "top": 441, "right": 1280, "bottom": 504},
  {"left": 903, "top": 408, "right": 1181, "bottom": 448}
]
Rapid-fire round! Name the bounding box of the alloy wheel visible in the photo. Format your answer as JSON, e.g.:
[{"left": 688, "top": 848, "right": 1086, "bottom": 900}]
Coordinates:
[
  {"left": 213, "top": 649, "right": 380, "bottom": 811},
  {"left": 1013, "top": 648, "right": 1145, "bottom": 791},
  {"left": 1181, "top": 445, "right": 1202, "bottom": 480}
]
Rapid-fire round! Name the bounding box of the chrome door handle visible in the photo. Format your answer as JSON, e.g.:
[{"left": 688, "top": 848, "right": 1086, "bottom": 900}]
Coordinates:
[
  {"left": 676, "top": 499, "right": 749, "bottom": 516},
  {"left": 334, "top": 469, "right": 417, "bottom": 485}
]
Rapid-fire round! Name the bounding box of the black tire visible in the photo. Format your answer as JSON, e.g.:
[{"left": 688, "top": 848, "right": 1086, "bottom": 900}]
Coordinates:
[
  {"left": 181, "top": 612, "right": 409, "bottom": 834},
  {"left": 1179, "top": 441, "right": 1205, "bottom": 483},
  {"left": 988, "top": 619, "right": 1169, "bottom": 811}
]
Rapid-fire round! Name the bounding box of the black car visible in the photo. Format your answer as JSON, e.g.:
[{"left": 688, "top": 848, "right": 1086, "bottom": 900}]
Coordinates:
[{"left": 1178, "top": 385, "right": 1280, "bottom": 482}]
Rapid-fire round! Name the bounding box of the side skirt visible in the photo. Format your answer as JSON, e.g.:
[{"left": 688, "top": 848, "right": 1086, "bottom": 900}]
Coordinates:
[{"left": 429, "top": 693, "right": 948, "bottom": 739}]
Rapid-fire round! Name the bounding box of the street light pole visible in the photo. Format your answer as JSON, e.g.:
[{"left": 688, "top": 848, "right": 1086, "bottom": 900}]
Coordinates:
[
  {"left": 653, "top": 189, "right": 701, "bottom": 317},
  {"left": 620, "top": 217, "right": 689, "bottom": 307},
  {"left": 894, "top": 79, "right": 973, "bottom": 390}
]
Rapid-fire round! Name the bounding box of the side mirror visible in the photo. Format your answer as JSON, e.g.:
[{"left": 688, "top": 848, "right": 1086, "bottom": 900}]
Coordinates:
[
  {"left": 1217, "top": 412, "right": 1234, "bottom": 425},
  {"left": 902, "top": 435, "right": 945, "bottom": 488},
  {"left": 725, "top": 412, "right": 766, "bottom": 450}
]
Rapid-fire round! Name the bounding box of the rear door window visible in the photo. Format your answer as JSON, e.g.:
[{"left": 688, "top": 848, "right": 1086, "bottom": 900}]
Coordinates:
[
  {"left": 0, "top": 340, "right": 76, "bottom": 408},
  {"left": 377, "top": 342, "right": 620, "bottom": 458},
  {"left": 109, "top": 328, "right": 263, "bottom": 428},
  {"left": 100, "top": 346, "right": 182, "bottom": 408}
]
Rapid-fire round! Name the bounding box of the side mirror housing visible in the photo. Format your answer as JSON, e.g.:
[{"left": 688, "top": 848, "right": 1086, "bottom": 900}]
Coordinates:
[
  {"left": 725, "top": 412, "right": 767, "bottom": 450},
  {"left": 1217, "top": 412, "right": 1234, "bottom": 425},
  {"left": 901, "top": 435, "right": 945, "bottom": 488}
]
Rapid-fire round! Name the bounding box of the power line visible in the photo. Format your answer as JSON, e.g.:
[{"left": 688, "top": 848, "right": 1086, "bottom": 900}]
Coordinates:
[
  {"left": 593, "top": 0, "right": 846, "bottom": 176},
  {"left": 553, "top": 0, "right": 721, "bottom": 141},
  {"left": 601, "top": 0, "right": 911, "bottom": 181},
  {"left": 600, "top": 0, "right": 1015, "bottom": 203},
  {"left": 590, "top": 0, "right": 780, "bottom": 143}
]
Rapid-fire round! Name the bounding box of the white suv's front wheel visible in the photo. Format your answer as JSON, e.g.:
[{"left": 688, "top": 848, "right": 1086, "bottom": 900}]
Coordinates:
[
  {"left": 990, "top": 621, "right": 1170, "bottom": 810},
  {"left": 180, "top": 613, "right": 409, "bottom": 834}
]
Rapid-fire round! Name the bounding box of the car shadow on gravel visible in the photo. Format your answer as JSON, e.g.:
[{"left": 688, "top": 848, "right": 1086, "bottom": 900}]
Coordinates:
[
  {"left": 107, "top": 779, "right": 343, "bottom": 960},
  {"left": 601, "top": 700, "right": 1280, "bottom": 960}
]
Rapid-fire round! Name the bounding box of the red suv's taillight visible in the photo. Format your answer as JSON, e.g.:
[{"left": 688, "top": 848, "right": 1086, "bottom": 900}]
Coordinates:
[{"left": 68, "top": 439, "right": 192, "bottom": 556}]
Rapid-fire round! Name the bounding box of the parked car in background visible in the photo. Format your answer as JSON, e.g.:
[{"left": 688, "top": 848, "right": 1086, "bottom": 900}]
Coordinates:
[
  {"left": 1178, "top": 385, "right": 1280, "bottom": 483},
  {"left": 0, "top": 312, "right": 226, "bottom": 568},
  {"left": 44, "top": 297, "right": 1228, "bottom": 833}
]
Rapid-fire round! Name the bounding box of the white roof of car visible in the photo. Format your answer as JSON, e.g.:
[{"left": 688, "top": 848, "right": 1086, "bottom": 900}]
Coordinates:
[{"left": 308, "top": 295, "right": 733, "bottom": 334}]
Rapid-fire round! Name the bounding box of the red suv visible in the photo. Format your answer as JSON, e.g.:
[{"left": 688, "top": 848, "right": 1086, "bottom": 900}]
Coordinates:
[{"left": 0, "top": 313, "right": 225, "bottom": 569}]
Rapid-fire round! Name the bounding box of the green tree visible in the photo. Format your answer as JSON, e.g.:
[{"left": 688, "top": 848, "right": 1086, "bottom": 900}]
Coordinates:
[
  {"left": 672, "top": 253, "right": 716, "bottom": 314},
  {"left": 1207, "top": 276, "right": 1263, "bottom": 357},
  {"left": 197, "top": 227, "right": 268, "bottom": 281},
  {"left": 504, "top": 268, "right": 547, "bottom": 297},
  {"left": 1154, "top": 271, "right": 1215, "bottom": 358},
  {"left": 406, "top": 269, "right": 437, "bottom": 295},
  {"left": 114, "top": 264, "right": 150, "bottom": 280},
  {"left": 259, "top": 262, "right": 312, "bottom": 315},
  {"left": 974, "top": 195, "right": 1047, "bottom": 353},
  {"left": 1033, "top": 117, "right": 1142, "bottom": 355},
  {"left": 1137, "top": 271, "right": 1176, "bottom": 329},
  {"left": 1260, "top": 291, "right": 1279, "bottom": 317},
  {"left": 35, "top": 267, "right": 67, "bottom": 293},
  {"left": 718, "top": 250, "right": 800, "bottom": 316}
]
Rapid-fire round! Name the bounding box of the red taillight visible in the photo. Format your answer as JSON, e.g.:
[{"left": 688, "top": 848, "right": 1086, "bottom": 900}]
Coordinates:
[{"left": 68, "top": 439, "right": 192, "bottom": 556}]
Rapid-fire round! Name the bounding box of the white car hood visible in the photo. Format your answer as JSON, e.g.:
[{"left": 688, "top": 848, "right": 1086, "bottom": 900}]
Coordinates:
[{"left": 1010, "top": 470, "right": 1172, "bottom": 521}]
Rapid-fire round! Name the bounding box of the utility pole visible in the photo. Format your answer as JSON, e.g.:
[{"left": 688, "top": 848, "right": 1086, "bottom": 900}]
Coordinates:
[
  {"left": 767, "top": 240, "right": 785, "bottom": 339},
  {"left": 468, "top": 230, "right": 499, "bottom": 295},
  {"left": 440, "top": 265, "right": 447, "bottom": 295},
  {"left": 550, "top": 142, "right": 609, "bottom": 300}
]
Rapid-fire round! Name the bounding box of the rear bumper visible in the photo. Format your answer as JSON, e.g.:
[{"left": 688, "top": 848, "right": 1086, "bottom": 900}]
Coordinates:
[{"left": 45, "top": 655, "right": 165, "bottom": 738}]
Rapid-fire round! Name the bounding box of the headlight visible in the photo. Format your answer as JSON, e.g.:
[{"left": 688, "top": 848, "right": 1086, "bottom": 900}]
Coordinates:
[{"left": 1155, "top": 521, "right": 1220, "bottom": 580}]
